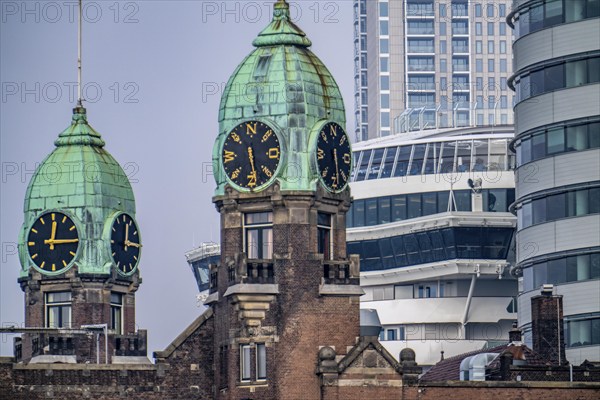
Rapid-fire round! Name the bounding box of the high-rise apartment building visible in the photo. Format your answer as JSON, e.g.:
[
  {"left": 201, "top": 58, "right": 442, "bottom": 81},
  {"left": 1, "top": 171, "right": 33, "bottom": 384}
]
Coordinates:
[
  {"left": 507, "top": 0, "right": 600, "bottom": 364},
  {"left": 353, "top": 0, "right": 515, "bottom": 141}
]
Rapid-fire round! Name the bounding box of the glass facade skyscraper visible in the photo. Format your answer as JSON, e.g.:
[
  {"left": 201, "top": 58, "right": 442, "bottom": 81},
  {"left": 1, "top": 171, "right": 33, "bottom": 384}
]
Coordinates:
[
  {"left": 353, "top": 0, "right": 515, "bottom": 141},
  {"left": 507, "top": 0, "right": 600, "bottom": 364}
]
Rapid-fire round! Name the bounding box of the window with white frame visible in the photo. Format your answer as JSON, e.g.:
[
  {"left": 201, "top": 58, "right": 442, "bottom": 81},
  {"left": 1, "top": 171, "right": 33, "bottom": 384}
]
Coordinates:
[
  {"left": 317, "top": 212, "right": 332, "bottom": 260},
  {"left": 240, "top": 343, "right": 267, "bottom": 382},
  {"left": 45, "top": 291, "right": 71, "bottom": 328},
  {"left": 110, "top": 292, "right": 123, "bottom": 335},
  {"left": 244, "top": 212, "right": 273, "bottom": 260}
]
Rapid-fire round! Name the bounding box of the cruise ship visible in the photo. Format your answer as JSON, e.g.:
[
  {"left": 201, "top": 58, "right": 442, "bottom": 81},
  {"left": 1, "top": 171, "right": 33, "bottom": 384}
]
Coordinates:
[
  {"left": 186, "top": 125, "right": 518, "bottom": 367},
  {"left": 348, "top": 125, "right": 517, "bottom": 366}
]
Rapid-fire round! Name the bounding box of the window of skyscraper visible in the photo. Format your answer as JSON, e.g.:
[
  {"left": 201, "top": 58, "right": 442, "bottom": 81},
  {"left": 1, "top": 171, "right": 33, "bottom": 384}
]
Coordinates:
[
  {"left": 452, "top": 20, "right": 468, "bottom": 34},
  {"left": 500, "top": 77, "right": 507, "bottom": 90},
  {"left": 476, "top": 59, "right": 483, "bottom": 72},
  {"left": 476, "top": 40, "right": 482, "bottom": 54},
  {"left": 488, "top": 59, "right": 495, "bottom": 72},
  {"left": 380, "top": 39, "right": 389, "bottom": 54},
  {"left": 452, "top": 38, "right": 469, "bottom": 53},
  {"left": 475, "top": 3, "right": 482, "bottom": 17},
  {"left": 488, "top": 22, "right": 495, "bottom": 35},
  {"left": 499, "top": 22, "right": 506, "bottom": 35},
  {"left": 439, "top": 22, "right": 447, "bottom": 35},
  {"left": 500, "top": 40, "right": 507, "bottom": 54},
  {"left": 476, "top": 22, "right": 482, "bottom": 35},
  {"left": 381, "top": 112, "right": 390, "bottom": 128},
  {"left": 476, "top": 95, "right": 484, "bottom": 109},
  {"left": 380, "top": 57, "right": 389, "bottom": 72},
  {"left": 501, "top": 95, "right": 508, "bottom": 109},
  {"left": 476, "top": 77, "right": 484, "bottom": 90},
  {"left": 379, "top": 1, "right": 388, "bottom": 17},
  {"left": 440, "top": 58, "right": 447, "bottom": 72},
  {"left": 487, "top": 3, "right": 495, "bottom": 17},
  {"left": 440, "top": 40, "right": 447, "bottom": 53},
  {"left": 488, "top": 95, "right": 496, "bottom": 109},
  {"left": 381, "top": 76, "right": 390, "bottom": 90},
  {"left": 488, "top": 41, "right": 495, "bottom": 54},
  {"left": 500, "top": 59, "right": 507, "bottom": 73},
  {"left": 409, "top": 20, "right": 435, "bottom": 34},
  {"left": 380, "top": 20, "right": 388, "bottom": 35},
  {"left": 439, "top": 3, "right": 447, "bottom": 17},
  {"left": 499, "top": 4, "right": 506, "bottom": 17}
]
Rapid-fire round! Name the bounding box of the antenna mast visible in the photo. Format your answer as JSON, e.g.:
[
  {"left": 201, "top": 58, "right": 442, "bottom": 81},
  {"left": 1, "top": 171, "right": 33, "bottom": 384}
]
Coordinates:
[{"left": 77, "top": 0, "right": 83, "bottom": 106}]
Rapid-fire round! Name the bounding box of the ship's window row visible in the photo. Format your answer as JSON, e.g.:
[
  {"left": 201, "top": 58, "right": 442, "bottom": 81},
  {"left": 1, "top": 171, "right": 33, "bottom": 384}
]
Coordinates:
[
  {"left": 515, "top": 120, "right": 600, "bottom": 166},
  {"left": 348, "top": 227, "right": 514, "bottom": 272},
  {"left": 522, "top": 251, "right": 600, "bottom": 292},
  {"left": 347, "top": 189, "right": 515, "bottom": 228},
  {"left": 517, "top": 187, "right": 600, "bottom": 230},
  {"left": 512, "top": 55, "right": 600, "bottom": 104},
  {"left": 351, "top": 139, "right": 514, "bottom": 182},
  {"left": 509, "top": 0, "right": 600, "bottom": 40}
]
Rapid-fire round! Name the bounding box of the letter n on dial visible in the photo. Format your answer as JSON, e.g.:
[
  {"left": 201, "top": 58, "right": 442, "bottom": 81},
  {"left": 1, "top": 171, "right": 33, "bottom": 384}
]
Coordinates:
[
  {"left": 316, "top": 122, "right": 351, "bottom": 192},
  {"left": 222, "top": 120, "right": 281, "bottom": 190}
]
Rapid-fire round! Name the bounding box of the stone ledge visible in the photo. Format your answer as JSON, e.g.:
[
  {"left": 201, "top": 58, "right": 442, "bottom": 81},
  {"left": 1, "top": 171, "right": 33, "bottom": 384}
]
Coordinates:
[
  {"left": 13, "top": 363, "right": 159, "bottom": 371},
  {"left": 204, "top": 291, "right": 219, "bottom": 305},
  {"left": 319, "top": 284, "right": 364, "bottom": 296},
  {"left": 224, "top": 284, "right": 279, "bottom": 297}
]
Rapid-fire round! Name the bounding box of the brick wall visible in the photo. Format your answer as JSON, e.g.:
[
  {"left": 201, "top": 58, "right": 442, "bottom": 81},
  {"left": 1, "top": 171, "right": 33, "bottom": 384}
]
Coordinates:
[{"left": 403, "top": 381, "right": 600, "bottom": 400}]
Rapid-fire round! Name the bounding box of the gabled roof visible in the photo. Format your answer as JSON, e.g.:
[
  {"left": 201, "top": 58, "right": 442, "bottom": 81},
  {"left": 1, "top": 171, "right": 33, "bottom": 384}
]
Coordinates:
[
  {"left": 337, "top": 336, "right": 401, "bottom": 374},
  {"left": 420, "top": 343, "right": 547, "bottom": 381},
  {"left": 153, "top": 308, "right": 213, "bottom": 360}
]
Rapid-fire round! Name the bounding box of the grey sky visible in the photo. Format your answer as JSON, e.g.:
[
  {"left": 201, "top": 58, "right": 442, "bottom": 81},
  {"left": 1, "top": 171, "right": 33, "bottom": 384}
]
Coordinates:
[{"left": 0, "top": 0, "right": 354, "bottom": 356}]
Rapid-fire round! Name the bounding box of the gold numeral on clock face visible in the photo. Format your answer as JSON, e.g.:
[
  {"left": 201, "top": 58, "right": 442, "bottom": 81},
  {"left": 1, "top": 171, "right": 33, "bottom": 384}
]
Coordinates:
[
  {"left": 262, "top": 130, "right": 273, "bottom": 142},
  {"left": 317, "top": 148, "right": 324, "bottom": 160},
  {"left": 247, "top": 173, "right": 257, "bottom": 188},
  {"left": 262, "top": 165, "right": 273, "bottom": 178},
  {"left": 329, "top": 124, "right": 337, "bottom": 137},
  {"left": 246, "top": 122, "right": 257, "bottom": 136},
  {"left": 343, "top": 153, "right": 351, "bottom": 165},
  {"left": 268, "top": 148, "right": 280, "bottom": 159},
  {"left": 224, "top": 150, "right": 236, "bottom": 163}
]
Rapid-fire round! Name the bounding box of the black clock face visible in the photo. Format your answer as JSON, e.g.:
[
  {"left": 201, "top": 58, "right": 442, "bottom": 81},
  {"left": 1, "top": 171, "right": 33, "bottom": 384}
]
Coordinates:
[
  {"left": 316, "top": 122, "right": 352, "bottom": 192},
  {"left": 222, "top": 120, "right": 281, "bottom": 190},
  {"left": 27, "top": 212, "right": 79, "bottom": 273},
  {"left": 110, "top": 213, "right": 141, "bottom": 275}
]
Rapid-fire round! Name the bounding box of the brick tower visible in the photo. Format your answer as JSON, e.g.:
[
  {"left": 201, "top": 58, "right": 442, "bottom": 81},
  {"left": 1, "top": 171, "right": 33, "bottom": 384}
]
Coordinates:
[
  {"left": 208, "top": 1, "right": 363, "bottom": 398},
  {"left": 15, "top": 104, "right": 146, "bottom": 364}
]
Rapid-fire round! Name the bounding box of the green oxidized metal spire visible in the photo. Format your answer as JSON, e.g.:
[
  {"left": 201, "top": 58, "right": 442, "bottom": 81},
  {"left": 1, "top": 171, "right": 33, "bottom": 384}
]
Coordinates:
[
  {"left": 213, "top": 0, "right": 346, "bottom": 196},
  {"left": 18, "top": 106, "right": 136, "bottom": 277},
  {"left": 54, "top": 105, "right": 105, "bottom": 147},
  {"left": 252, "top": 0, "right": 312, "bottom": 48}
]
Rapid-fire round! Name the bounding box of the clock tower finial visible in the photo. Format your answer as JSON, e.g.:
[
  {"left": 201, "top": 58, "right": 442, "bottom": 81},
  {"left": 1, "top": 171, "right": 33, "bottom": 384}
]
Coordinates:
[{"left": 76, "top": 0, "right": 84, "bottom": 112}]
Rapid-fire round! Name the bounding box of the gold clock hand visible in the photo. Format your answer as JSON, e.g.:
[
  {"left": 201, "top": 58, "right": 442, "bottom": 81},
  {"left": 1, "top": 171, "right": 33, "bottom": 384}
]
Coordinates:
[
  {"left": 46, "top": 238, "right": 79, "bottom": 245},
  {"left": 334, "top": 148, "right": 340, "bottom": 186},
  {"left": 124, "top": 240, "right": 142, "bottom": 248},
  {"left": 247, "top": 146, "right": 257, "bottom": 174},
  {"left": 125, "top": 222, "right": 129, "bottom": 251},
  {"left": 45, "top": 221, "right": 58, "bottom": 250}
]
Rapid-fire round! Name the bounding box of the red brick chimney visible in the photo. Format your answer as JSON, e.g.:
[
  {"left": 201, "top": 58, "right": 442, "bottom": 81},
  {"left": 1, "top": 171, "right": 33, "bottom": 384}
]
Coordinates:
[{"left": 530, "top": 284, "right": 567, "bottom": 365}]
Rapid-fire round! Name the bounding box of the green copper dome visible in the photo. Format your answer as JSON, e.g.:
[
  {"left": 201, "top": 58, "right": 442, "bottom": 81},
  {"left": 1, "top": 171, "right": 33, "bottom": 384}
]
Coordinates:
[
  {"left": 18, "top": 106, "right": 137, "bottom": 277},
  {"left": 212, "top": 0, "right": 346, "bottom": 195}
]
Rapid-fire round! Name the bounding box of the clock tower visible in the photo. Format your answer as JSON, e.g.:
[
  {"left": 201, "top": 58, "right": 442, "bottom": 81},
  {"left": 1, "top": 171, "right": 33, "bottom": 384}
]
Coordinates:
[
  {"left": 15, "top": 104, "right": 146, "bottom": 364},
  {"left": 209, "top": 1, "right": 362, "bottom": 398}
]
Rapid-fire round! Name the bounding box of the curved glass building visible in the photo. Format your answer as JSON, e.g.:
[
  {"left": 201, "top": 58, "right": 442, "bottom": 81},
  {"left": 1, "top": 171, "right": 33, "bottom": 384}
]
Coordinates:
[
  {"left": 347, "top": 125, "right": 518, "bottom": 366},
  {"left": 507, "top": 0, "right": 600, "bottom": 364}
]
